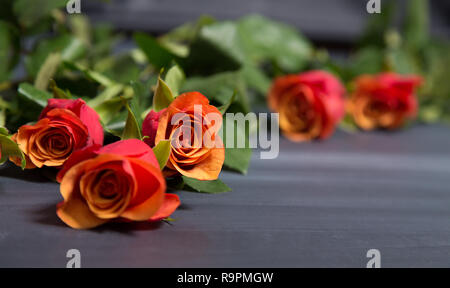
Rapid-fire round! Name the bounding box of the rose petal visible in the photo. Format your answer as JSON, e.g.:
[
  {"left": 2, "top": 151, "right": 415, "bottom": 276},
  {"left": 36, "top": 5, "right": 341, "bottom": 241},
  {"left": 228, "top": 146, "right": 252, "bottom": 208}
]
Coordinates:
[
  {"left": 269, "top": 75, "right": 302, "bottom": 110},
  {"left": 120, "top": 158, "right": 166, "bottom": 221},
  {"left": 40, "top": 99, "right": 104, "bottom": 147},
  {"left": 149, "top": 194, "right": 180, "bottom": 222},
  {"left": 56, "top": 145, "right": 101, "bottom": 183},
  {"left": 98, "top": 139, "right": 160, "bottom": 168},
  {"left": 57, "top": 160, "right": 109, "bottom": 229},
  {"left": 298, "top": 70, "right": 346, "bottom": 100},
  {"left": 57, "top": 197, "right": 108, "bottom": 230},
  {"left": 169, "top": 145, "right": 225, "bottom": 180},
  {"left": 168, "top": 92, "right": 210, "bottom": 113}
]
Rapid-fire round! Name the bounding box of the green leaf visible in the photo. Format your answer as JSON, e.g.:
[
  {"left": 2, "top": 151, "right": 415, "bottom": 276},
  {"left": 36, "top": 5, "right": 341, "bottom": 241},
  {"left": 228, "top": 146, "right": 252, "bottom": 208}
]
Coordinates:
[
  {"left": 49, "top": 79, "right": 71, "bottom": 99},
  {"left": 134, "top": 33, "right": 178, "bottom": 70},
  {"left": 87, "top": 84, "right": 124, "bottom": 108},
  {"left": 63, "top": 61, "right": 114, "bottom": 87},
  {"left": 34, "top": 52, "right": 61, "bottom": 91},
  {"left": 0, "top": 1, "right": 16, "bottom": 25},
  {"left": 419, "top": 106, "right": 441, "bottom": 124},
  {"left": 185, "top": 21, "right": 243, "bottom": 75},
  {"left": 217, "top": 90, "right": 236, "bottom": 114},
  {"left": 348, "top": 47, "right": 384, "bottom": 79},
  {"left": 95, "top": 97, "right": 125, "bottom": 125},
  {"left": 69, "top": 15, "right": 92, "bottom": 46},
  {"left": 95, "top": 54, "right": 141, "bottom": 84},
  {"left": 0, "top": 109, "right": 5, "bottom": 127},
  {"left": 104, "top": 112, "right": 127, "bottom": 137},
  {"left": 0, "top": 97, "right": 10, "bottom": 109},
  {"left": 152, "top": 140, "right": 171, "bottom": 169},
  {"left": 0, "top": 21, "right": 19, "bottom": 83},
  {"left": 338, "top": 114, "right": 358, "bottom": 133},
  {"left": 221, "top": 114, "right": 252, "bottom": 174},
  {"left": 241, "top": 64, "right": 271, "bottom": 95},
  {"left": 159, "top": 16, "right": 216, "bottom": 58},
  {"left": 26, "top": 36, "right": 85, "bottom": 78},
  {"left": 182, "top": 71, "right": 250, "bottom": 113},
  {"left": 18, "top": 83, "right": 52, "bottom": 108},
  {"left": 182, "top": 176, "right": 231, "bottom": 194},
  {"left": 237, "top": 15, "right": 313, "bottom": 72},
  {"left": 404, "top": 0, "right": 429, "bottom": 51},
  {"left": 165, "top": 65, "right": 185, "bottom": 96},
  {"left": 419, "top": 41, "right": 450, "bottom": 123},
  {"left": 359, "top": 1, "right": 396, "bottom": 47},
  {"left": 153, "top": 76, "right": 174, "bottom": 112},
  {"left": 224, "top": 147, "right": 252, "bottom": 175},
  {"left": 0, "top": 134, "right": 26, "bottom": 169},
  {"left": 13, "top": 0, "right": 67, "bottom": 28},
  {"left": 127, "top": 85, "right": 144, "bottom": 129},
  {"left": 386, "top": 48, "right": 419, "bottom": 74},
  {"left": 159, "top": 15, "right": 216, "bottom": 46},
  {"left": 130, "top": 80, "right": 153, "bottom": 110},
  {"left": 121, "top": 100, "right": 142, "bottom": 140},
  {"left": 0, "top": 126, "right": 8, "bottom": 135}
]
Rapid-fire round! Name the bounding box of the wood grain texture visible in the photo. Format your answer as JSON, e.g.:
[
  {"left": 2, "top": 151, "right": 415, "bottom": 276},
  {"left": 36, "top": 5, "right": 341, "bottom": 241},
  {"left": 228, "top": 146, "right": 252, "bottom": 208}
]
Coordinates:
[{"left": 0, "top": 125, "right": 449, "bottom": 267}]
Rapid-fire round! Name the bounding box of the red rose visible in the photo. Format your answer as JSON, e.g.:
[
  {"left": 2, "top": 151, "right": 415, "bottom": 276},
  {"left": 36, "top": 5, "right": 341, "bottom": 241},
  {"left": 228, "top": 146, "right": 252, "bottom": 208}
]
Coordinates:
[
  {"left": 142, "top": 109, "right": 166, "bottom": 148},
  {"left": 348, "top": 73, "right": 423, "bottom": 130},
  {"left": 56, "top": 139, "right": 180, "bottom": 229},
  {"left": 269, "top": 70, "right": 346, "bottom": 141},
  {"left": 40, "top": 98, "right": 104, "bottom": 146},
  {"left": 12, "top": 99, "right": 103, "bottom": 168}
]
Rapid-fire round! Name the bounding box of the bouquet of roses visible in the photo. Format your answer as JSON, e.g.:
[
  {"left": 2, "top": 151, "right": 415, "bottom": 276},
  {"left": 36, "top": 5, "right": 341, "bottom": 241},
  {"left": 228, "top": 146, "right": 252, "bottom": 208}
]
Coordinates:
[
  {"left": 1, "top": 75, "right": 229, "bottom": 229},
  {"left": 0, "top": 0, "right": 445, "bottom": 231}
]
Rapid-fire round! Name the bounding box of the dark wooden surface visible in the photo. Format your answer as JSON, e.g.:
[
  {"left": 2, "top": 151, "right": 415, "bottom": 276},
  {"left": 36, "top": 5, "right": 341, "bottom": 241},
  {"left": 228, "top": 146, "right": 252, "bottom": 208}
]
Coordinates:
[{"left": 0, "top": 124, "right": 449, "bottom": 267}]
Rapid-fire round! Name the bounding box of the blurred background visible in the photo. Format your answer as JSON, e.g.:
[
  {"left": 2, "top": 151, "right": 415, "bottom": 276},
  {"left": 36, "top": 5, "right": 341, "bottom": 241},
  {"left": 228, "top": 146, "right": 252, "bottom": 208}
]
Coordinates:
[
  {"left": 83, "top": 0, "right": 449, "bottom": 47},
  {"left": 1, "top": 0, "right": 449, "bottom": 132}
]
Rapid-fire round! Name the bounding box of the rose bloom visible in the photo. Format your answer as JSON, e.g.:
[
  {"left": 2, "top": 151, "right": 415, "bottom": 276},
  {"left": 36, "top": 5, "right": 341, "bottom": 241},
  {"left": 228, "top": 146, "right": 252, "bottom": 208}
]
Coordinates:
[
  {"left": 269, "top": 70, "right": 346, "bottom": 142},
  {"left": 348, "top": 73, "right": 423, "bottom": 130},
  {"left": 12, "top": 99, "right": 103, "bottom": 168},
  {"left": 56, "top": 139, "right": 180, "bottom": 229},
  {"left": 143, "top": 92, "right": 225, "bottom": 181}
]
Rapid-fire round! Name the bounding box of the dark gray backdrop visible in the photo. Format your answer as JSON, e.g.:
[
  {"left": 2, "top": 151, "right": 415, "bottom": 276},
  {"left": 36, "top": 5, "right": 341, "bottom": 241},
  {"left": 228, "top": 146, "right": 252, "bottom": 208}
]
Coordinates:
[{"left": 82, "top": 0, "right": 449, "bottom": 44}]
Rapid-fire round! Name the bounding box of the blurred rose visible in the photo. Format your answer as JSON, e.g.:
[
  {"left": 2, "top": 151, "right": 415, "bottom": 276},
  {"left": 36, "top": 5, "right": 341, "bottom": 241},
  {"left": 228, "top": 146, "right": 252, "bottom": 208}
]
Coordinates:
[
  {"left": 143, "top": 92, "right": 225, "bottom": 181},
  {"left": 348, "top": 73, "right": 423, "bottom": 130},
  {"left": 56, "top": 139, "right": 180, "bottom": 229},
  {"left": 269, "top": 70, "right": 346, "bottom": 142},
  {"left": 12, "top": 99, "right": 103, "bottom": 168}
]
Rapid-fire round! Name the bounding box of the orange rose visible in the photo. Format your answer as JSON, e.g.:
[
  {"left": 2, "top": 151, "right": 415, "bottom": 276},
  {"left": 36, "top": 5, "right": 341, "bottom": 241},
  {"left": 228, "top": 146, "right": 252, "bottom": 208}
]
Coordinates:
[
  {"left": 13, "top": 99, "right": 103, "bottom": 168},
  {"left": 269, "top": 70, "right": 346, "bottom": 142},
  {"left": 56, "top": 139, "right": 180, "bottom": 229},
  {"left": 348, "top": 73, "right": 423, "bottom": 130},
  {"left": 143, "top": 92, "right": 225, "bottom": 181}
]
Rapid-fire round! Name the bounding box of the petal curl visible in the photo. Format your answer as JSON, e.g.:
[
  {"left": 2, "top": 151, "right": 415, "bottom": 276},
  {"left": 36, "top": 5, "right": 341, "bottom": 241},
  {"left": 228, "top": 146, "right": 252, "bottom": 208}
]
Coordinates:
[{"left": 149, "top": 194, "right": 180, "bottom": 222}]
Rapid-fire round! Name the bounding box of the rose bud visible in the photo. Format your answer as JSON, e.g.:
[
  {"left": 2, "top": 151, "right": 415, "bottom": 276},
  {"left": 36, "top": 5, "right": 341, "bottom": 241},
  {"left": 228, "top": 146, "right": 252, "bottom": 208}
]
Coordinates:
[
  {"left": 56, "top": 139, "right": 180, "bottom": 229},
  {"left": 348, "top": 73, "right": 423, "bottom": 130},
  {"left": 143, "top": 92, "right": 225, "bottom": 181},
  {"left": 269, "top": 70, "right": 346, "bottom": 142},
  {"left": 142, "top": 109, "right": 165, "bottom": 148},
  {"left": 12, "top": 99, "right": 103, "bottom": 168}
]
